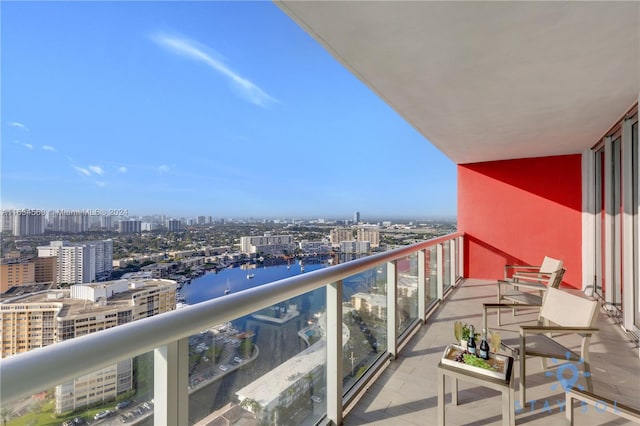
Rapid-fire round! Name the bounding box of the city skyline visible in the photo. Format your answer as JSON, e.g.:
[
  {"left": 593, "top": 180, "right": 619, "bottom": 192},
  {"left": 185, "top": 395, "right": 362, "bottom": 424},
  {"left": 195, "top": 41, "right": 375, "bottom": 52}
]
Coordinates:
[{"left": 1, "top": 1, "right": 457, "bottom": 218}]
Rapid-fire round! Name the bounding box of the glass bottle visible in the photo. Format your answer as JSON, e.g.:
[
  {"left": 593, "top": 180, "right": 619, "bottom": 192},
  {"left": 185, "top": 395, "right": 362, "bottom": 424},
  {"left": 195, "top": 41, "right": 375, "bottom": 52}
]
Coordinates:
[
  {"left": 479, "top": 329, "right": 490, "bottom": 360},
  {"left": 467, "top": 325, "right": 476, "bottom": 355}
]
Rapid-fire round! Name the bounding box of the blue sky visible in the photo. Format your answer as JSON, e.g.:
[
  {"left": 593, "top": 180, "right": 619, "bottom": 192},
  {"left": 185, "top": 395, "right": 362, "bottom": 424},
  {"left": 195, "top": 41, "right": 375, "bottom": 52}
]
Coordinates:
[{"left": 1, "top": 1, "right": 456, "bottom": 220}]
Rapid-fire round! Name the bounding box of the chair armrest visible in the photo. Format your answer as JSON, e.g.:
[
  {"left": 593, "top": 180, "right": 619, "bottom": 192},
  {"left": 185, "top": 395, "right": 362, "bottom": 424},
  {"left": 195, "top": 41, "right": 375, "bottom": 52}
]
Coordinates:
[
  {"left": 512, "top": 271, "right": 551, "bottom": 279},
  {"left": 510, "top": 273, "right": 550, "bottom": 283},
  {"left": 483, "top": 303, "right": 542, "bottom": 330},
  {"left": 505, "top": 265, "right": 541, "bottom": 270},
  {"left": 498, "top": 280, "right": 547, "bottom": 291},
  {"left": 484, "top": 303, "right": 541, "bottom": 309},
  {"left": 520, "top": 326, "right": 599, "bottom": 335},
  {"left": 504, "top": 264, "right": 541, "bottom": 279}
]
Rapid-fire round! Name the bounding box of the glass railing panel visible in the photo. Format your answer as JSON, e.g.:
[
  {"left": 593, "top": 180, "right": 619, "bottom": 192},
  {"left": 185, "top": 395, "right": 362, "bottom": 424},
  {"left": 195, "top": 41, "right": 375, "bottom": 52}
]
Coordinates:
[
  {"left": 342, "top": 264, "right": 387, "bottom": 394},
  {"left": 396, "top": 254, "right": 419, "bottom": 335},
  {"left": 426, "top": 246, "right": 438, "bottom": 305},
  {"left": 188, "top": 287, "right": 326, "bottom": 426},
  {"left": 2, "top": 351, "right": 154, "bottom": 426},
  {"left": 443, "top": 240, "right": 452, "bottom": 290}
]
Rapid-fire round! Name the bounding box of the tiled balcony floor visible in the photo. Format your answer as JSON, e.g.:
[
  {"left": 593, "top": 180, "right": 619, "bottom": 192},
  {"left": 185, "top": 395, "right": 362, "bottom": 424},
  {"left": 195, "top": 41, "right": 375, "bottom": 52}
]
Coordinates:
[{"left": 344, "top": 279, "right": 640, "bottom": 425}]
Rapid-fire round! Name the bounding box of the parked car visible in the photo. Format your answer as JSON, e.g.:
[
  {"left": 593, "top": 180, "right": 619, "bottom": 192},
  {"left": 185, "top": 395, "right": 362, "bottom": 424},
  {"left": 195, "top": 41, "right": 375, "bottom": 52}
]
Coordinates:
[
  {"left": 116, "top": 400, "right": 132, "bottom": 410},
  {"left": 94, "top": 410, "right": 111, "bottom": 420}
]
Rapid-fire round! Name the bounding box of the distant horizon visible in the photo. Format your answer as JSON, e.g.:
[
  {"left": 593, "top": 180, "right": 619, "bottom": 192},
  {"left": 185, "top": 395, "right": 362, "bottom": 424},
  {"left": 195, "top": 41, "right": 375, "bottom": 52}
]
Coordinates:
[
  {"left": 2, "top": 2, "right": 457, "bottom": 218},
  {"left": 1, "top": 206, "right": 456, "bottom": 224}
]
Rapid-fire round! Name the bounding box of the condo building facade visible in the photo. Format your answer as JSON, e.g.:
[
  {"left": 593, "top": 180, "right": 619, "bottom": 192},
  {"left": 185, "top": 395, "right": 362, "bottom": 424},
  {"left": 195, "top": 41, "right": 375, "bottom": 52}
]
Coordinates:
[
  {"left": 0, "top": 278, "right": 177, "bottom": 413},
  {"left": 37, "top": 240, "right": 113, "bottom": 285},
  {"left": 240, "top": 235, "right": 296, "bottom": 256}
]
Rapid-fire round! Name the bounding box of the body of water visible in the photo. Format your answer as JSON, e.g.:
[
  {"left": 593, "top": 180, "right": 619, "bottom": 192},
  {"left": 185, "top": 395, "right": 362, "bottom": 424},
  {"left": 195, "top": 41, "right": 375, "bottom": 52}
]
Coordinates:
[{"left": 180, "top": 260, "right": 328, "bottom": 305}]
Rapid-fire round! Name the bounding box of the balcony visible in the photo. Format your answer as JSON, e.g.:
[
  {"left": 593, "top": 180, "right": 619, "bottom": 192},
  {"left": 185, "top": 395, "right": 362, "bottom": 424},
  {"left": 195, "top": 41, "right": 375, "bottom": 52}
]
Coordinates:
[{"left": 2, "top": 233, "right": 638, "bottom": 425}]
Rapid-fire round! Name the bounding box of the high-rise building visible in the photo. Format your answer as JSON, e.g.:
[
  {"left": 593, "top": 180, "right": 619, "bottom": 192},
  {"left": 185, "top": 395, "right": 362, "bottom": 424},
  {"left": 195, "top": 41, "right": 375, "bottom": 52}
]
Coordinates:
[
  {"left": 356, "top": 227, "right": 380, "bottom": 248},
  {"left": 37, "top": 240, "right": 113, "bottom": 285},
  {"left": 330, "top": 228, "right": 353, "bottom": 247},
  {"left": 35, "top": 256, "right": 57, "bottom": 285},
  {"left": 167, "top": 219, "right": 182, "bottom": 232},
  {"left": 354, "top": 211, "right": 361, "bottom": 224},
  {"left": 6, "top": 210, "right": 46, "bottom": 236},
  {"left": 118, "top": 220, "right": 141, "bottom": 233},
  {"left": 0, "top": 278, "right": 176, "bottom": 412},
  {"left": 100, "top": 215, "right": 113, "bottom": 230},
  {"left": 1, "top": 210, "right": 14, "bottom": 232},
  {"left": 49, "top": 211, "right": 90, "bottom": 233}
]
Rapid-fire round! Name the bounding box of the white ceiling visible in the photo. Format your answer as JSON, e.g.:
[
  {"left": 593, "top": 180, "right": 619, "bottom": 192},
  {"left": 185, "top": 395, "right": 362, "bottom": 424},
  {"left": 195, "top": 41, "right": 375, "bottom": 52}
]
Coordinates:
[{"left": 277, "top": 1, "right": 639, "bottom": 164}]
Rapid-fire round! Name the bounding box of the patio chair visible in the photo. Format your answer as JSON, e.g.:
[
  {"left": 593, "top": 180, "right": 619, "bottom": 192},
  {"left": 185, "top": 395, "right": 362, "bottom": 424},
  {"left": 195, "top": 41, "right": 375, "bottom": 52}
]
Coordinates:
[
  {"left": 483, "top": 287, "right": 599, "bottom": 407},
  {"left": 504, "top": 256, "right": 564, "bottom": 281},
  {"left": 496, "top": 267, "right": 565, "bottom": 326}
]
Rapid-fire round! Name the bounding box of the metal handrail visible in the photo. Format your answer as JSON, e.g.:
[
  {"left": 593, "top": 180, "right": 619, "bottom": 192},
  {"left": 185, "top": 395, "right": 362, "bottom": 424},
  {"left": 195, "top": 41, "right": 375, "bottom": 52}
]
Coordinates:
[{"left": 0, "top": 232, "right": 462, "bottom": 404}]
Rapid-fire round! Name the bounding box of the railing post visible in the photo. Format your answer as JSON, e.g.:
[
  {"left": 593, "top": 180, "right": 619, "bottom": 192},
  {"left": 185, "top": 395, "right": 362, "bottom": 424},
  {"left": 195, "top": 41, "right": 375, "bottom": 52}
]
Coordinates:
[
  {"left": 387, "top": 260, "right": 398, "bottom": 358},
  {"left": 458, "top": 235, "right": 465, "bottom": 281},
  {"left": 154, "top": 337, "right": 189, "bottom": 426},
  {"left": 449, "top": 240, "right": 457, "bottom": 286},
  {"left": 436, "top": 244, "right": 444, "bottom": 300},
  {"left": 418, "top": 250, "right": 426, "bottom": 321},
  {"left": 326, "top": 281, "right": 343, "bottom": 425}
]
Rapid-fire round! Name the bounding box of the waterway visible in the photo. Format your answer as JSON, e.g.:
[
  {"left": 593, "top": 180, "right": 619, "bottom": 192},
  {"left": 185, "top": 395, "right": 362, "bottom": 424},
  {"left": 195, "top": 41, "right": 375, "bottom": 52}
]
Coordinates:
[{"left": 180, "top": 260, "right": 328, "bottom": 305}]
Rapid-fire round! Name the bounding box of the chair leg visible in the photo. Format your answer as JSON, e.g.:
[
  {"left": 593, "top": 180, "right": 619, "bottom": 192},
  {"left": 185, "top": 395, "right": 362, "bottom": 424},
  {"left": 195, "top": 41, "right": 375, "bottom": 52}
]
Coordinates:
[{"left": 519, "top": 336, "right": 526, "bottom": 407}]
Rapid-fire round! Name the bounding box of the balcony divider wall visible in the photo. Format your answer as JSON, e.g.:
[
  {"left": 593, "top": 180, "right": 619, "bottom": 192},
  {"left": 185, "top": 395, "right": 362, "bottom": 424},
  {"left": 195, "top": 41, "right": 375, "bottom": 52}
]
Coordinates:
[{"left": 0, "top": 233, "right": 463, "bottom": 426}]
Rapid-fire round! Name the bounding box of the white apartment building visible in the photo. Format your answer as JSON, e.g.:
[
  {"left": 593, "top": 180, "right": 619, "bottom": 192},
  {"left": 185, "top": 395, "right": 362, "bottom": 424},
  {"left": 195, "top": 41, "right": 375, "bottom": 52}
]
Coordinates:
[
  {"left": 298, "top": 241, "right": 332, "bottom": 254},
  {"left": 48, "top": 211, "right": 90, "bottom": 233},
  {"left": 0, "top": 279, "right": 176, "bottom": 413},
  {"left": 37, "top": 240, "right": 113, "bottom": 285},
  {"left": 240, "top": 235, "right": 296, "bottom": 255},
  {"left": 340, "top": 240, "right": 371, "bottom": 254},
  {"left": 1, "top": 209, "right": 46, "bottom": 236}
]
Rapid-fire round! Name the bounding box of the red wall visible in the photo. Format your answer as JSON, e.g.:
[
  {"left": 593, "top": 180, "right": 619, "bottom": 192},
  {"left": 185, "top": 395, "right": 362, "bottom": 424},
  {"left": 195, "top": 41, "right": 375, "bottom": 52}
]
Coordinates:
[{"left": 458, "top": 154, "right": 582, "bottom": 288}]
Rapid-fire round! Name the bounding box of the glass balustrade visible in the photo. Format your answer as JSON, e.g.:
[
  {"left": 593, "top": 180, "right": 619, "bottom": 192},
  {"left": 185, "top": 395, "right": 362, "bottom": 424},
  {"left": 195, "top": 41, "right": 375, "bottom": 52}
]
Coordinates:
[
  {"left": 426, "top": 245, "right": 438, "bottom": 307},
  {"left": 0, "top": 233, "right": 463, "bottom": 426},
  {"left": 341, "top": 264, "right": 388, "bottom": 394},
  {"left": 397, "top": 253, "right": 419, "bottom": 336},
  {"left": 1, "top": 351, "right": 154, "bottom": 426},
  {"left": 187, "top": 287, "right": 326, "bottom": 426}
]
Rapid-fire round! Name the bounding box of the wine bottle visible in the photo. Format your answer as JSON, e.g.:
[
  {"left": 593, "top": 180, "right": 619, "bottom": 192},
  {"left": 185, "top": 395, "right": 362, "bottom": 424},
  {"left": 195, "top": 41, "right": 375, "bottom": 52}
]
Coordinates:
[
  {"left": 467, "top": 325, "right": 476, "bottom": 355},
  {"left": 479, "top": 329, "right": 490, "bottom": 360}
]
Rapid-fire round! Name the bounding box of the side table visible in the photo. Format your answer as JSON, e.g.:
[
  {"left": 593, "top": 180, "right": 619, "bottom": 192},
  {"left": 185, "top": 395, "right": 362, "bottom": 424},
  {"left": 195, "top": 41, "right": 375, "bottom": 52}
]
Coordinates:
[{"left": 437, "top": 359, "right": 515, "bottom": 426}]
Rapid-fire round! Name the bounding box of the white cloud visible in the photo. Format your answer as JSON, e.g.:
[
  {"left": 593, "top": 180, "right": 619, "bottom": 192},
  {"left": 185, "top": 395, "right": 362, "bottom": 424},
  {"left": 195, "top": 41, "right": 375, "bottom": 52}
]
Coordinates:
[
  {"left": 8, "top": 122, "right": 29, "bottom": 131},
  {"left": 95, "top": 181, "right": 106, "bottom": 187},
  {"left": 158, "top": 165, "right": 170, "bottom": 173},
  {"left": 73, "top": 166, "right": 91, "bottom": 176},
  {"left": 42, "top": 145, "right": 57, "bottom": 152},
  {"left": 118, "top": 166, "right": 128, "bottom": 173},
  {"left": 151, "top": 33, "right": 278, "bottom": 107},
  {"left": 89, "top": 165, "right": 104, "bottom": 175},
  {"left": 23, "top": 143, "right": 33, "bottom": 150}
]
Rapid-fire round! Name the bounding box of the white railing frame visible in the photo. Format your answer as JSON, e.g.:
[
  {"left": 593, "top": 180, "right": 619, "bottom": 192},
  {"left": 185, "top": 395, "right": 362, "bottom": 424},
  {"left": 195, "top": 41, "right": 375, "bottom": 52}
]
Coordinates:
[{"left": 0, "top": 232, "right": 463, "bottom": 425}]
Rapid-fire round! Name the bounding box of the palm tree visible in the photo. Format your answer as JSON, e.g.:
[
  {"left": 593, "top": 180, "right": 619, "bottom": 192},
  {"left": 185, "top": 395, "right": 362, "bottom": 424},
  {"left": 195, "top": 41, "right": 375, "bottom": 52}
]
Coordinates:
[{"left": 1, "top": 407, "right": 10, "bottom": 426}]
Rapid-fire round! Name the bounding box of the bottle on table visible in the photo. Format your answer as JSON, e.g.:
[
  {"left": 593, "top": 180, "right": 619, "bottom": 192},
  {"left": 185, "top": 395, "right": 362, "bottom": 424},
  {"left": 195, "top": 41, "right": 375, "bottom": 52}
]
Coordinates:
[
  {"left": 479, "top": 329, "right": 490, "bottom": 360},
  {"left": 467, "top": 325, "right": 476, "bottom": 355}
]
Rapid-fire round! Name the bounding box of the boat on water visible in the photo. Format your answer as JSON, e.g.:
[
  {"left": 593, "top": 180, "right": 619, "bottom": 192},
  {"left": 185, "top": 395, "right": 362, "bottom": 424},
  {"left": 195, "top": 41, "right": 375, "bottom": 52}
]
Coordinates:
[
  {"left": 246, "top": 273, "right": 255, "bottom": 279},
  {"left": 224, "top": 279, "right": 231, "bottom": 295}
]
